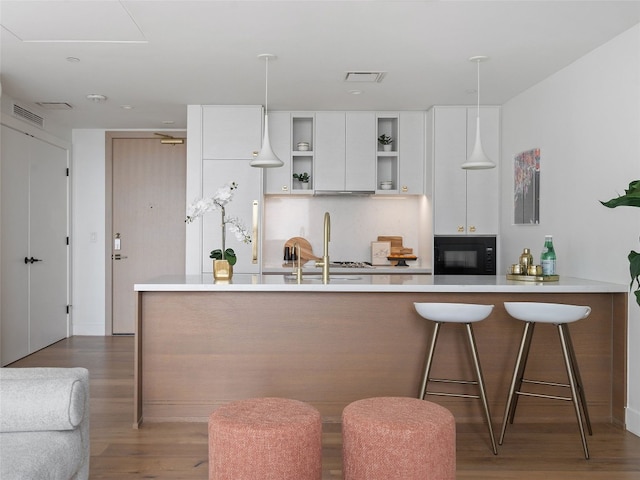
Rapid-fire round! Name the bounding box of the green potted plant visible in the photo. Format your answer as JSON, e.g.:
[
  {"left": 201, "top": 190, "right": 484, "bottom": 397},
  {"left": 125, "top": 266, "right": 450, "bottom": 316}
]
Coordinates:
[
  {"left": 601, "top": 179, "right": 640, "bottom": 305},
  {"left": 378, "top": 134, "right": 393, "bottom": 152},
  {"left": 293, "top": 172, "right": 311, "bottom": 189}
]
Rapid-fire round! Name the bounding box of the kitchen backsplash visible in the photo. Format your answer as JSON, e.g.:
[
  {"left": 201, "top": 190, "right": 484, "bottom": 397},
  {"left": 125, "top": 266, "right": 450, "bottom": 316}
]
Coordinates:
[{"left": 263, "top": 195, "right": 432, "bottom": 267}]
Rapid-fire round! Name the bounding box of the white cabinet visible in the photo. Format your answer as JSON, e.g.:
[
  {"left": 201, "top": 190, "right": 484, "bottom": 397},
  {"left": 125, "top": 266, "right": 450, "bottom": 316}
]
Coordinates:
[
  {"left": 314, "top": 112, "right": 347, "bottom": 191},
  {"left": 376, "top": 113, "right": 426, "bottom": 195},
  {"left": 346, "top": 112, "right": 377, "bottom": 191},
  {"left": 263, "top": 111, "right": 293, "bottom": 194},
  {"left": 186, "top": 105, "right": 263, "bottom": 275},
  {"left": 265, "top": 110, "right": 424, "bottom": 195},
  {"left": 202, "top": 105, "right": 262, "bottom": 159},
  {"left": 291, "top": 114, "right": 315, "bottom": 192},
  {"left": 315, "top": 111, "right": 377, "bottom": 192},
  {"left": 432, "top": 106, "right": 500, "bottom": 235}
]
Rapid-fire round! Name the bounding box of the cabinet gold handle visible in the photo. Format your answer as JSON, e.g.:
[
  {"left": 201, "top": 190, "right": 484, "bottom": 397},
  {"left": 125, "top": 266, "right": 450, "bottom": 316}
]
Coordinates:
[
  {"left": 469, "top": 226, "right": 476, "bottom": 232},
  {"left": 457, "top": 226, "right": 464, "bottom": 232},
  {"left": 252, "top": 200, "right": 258, "bottom": 263},
  {"left": 282, "top": 185, "right": 288, "bottom": 191},
  {"left": 401, "top": 186, "right": 408, "bottom": 192}
]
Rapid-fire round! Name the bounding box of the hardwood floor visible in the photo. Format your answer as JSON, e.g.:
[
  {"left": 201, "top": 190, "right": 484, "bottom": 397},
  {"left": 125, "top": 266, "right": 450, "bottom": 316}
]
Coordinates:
[{"left": 7, "top": 336, "right": 640, "bottom": 479}]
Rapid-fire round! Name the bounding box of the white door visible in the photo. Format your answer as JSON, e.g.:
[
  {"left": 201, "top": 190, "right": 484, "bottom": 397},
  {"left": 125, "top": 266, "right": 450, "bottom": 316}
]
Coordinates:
[
  {"left": 1, "top": 125, "right": 69, "bottom": 365},
  {"left": 28, "top": 137, "right": 69, "bottom": 352},
  {"left": 111, "top": 137, "right": 186, "bottom": 334}
]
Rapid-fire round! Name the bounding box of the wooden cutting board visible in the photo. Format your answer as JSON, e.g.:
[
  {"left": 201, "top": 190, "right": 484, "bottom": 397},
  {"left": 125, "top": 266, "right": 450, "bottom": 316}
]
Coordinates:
[
  {"left": 377, "top": 235, "right": 413, "bottom": 255},
  {"left": 284, "top": 237, "right": 321, "bottom": 264}
]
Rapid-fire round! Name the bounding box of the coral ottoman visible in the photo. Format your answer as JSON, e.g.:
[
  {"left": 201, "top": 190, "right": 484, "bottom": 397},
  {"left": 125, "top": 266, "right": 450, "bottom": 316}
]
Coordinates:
[
  {"left": 342, "top": 397, "right": 456, "bottom": 480},
  {"left": 208, "top": 397, "right": 322, "bottom": 480}
]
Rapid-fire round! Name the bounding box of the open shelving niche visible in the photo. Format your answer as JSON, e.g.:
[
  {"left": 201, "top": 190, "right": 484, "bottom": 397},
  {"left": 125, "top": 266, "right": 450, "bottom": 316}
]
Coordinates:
[
  {"left": 291, "top": 115, "right": 314, "bottom": 193},
  {"left": 376, "top": 115, "right": 399, "bottom": 194}
]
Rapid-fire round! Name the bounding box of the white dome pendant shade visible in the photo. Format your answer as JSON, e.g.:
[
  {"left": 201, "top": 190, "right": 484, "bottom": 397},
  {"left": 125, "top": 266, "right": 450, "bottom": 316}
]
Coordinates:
[
  {"left": 462, "top": 56, "right": 496, "bottom": 170},
  {"left": 251, "top": 54, "right": 284, "bottom": 168}
]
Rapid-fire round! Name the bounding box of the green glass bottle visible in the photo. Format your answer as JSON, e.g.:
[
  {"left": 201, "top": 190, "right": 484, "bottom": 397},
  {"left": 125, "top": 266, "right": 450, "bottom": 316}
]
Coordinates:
[{"left": 541, "top": 235, "right": 556, "bottom": 276}]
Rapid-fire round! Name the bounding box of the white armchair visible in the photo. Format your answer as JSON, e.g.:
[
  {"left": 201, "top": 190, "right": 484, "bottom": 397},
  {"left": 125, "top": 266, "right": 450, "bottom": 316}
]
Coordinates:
[{"left": 0, "top": 367, "right": 90, "bottom": 480}]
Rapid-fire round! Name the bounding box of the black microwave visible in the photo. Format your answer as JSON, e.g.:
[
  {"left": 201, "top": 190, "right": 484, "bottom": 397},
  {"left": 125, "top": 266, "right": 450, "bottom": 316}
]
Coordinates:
[{"left": 434, "top": 236, "right": 496, "bottom": 275}]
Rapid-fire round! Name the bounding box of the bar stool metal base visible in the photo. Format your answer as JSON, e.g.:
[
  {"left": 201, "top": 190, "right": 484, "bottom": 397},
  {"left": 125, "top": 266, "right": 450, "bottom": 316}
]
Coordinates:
[
  {"left": 498, "top": 321, "right": 592, "bottom": 459},
  {"left": 419, "top": 321, "right": 498, "bottom": 455}
]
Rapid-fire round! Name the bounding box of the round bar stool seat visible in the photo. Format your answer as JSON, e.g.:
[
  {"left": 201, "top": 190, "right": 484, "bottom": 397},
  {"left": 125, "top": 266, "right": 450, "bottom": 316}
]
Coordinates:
[
  {"left": 500, "top": 302, "right": 592, "bottom": 459},
  {"left": 208, "top": 397, "right": 322, "bottom": 480},
  {"left": 342, "top": 397, "right": 456, "bottom": 480},
  {"left": 414, "top": 302, "right": 494, "bottom": 323},
  {"left": 413, "top": 302, "right": 497, "bottom": 454}
]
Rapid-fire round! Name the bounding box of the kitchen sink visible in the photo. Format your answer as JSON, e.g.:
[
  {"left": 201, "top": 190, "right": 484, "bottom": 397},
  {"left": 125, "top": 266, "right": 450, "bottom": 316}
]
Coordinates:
[{"left": 284, "top": 275, "right": 362, "bottom": 283}]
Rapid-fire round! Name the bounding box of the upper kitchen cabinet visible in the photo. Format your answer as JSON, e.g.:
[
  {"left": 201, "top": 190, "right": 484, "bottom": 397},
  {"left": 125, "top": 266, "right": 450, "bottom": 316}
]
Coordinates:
[
  {"left": 263, "top": 111, "right": 294, "bottom": 194},
  {"left": 315, "top": 111, "right": 376, "bottom": 192},
  {"left": 399, "top": 112, "right": 426, "bottom": 194},
  {"left": 346, "top": 112, "right": 376, "bottom": 191},
  {"left": 202, "top": 105, "right": 263, "bottom": 159},
  {"left": 376, "top": 113, "right": 426, "bottom": 195},
  {"left": 314, "top": 112, "right": 347, "bottom": 191},
  {"left": 432, "top": 106, "right": 500, "bottom": 235},
  {"left": 291, "top": 113, "right": 315, "bottom": 193}
]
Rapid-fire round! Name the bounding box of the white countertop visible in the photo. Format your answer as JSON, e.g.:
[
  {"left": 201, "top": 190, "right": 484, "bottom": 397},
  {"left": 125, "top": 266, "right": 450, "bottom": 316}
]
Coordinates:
[{"left": 135, "top": 274, "right": 627, "bottom": 293}]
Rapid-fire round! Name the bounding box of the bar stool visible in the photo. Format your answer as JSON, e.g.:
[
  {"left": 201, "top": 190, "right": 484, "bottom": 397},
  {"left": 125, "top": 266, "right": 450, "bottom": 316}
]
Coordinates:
[
  {"left": 500, "top": 302, "right": 592, "bottom": 459},
  {"left": 413, "top": 302, "right": 497, "bottom": 454}
]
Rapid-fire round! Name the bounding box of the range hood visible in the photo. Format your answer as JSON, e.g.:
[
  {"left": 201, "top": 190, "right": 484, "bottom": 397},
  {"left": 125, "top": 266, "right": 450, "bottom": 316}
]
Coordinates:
[{"left": 314, "top": 190, "right": 375, "bottom": 196}]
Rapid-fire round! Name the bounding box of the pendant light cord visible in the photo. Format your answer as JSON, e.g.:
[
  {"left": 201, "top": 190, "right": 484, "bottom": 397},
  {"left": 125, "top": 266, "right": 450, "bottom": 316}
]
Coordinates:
[
  {"left": 264, "top": 56, "right": 269, "bottom": 115},
  {"left": 476, "top": 58, "right": 480, "bottom": 120}
]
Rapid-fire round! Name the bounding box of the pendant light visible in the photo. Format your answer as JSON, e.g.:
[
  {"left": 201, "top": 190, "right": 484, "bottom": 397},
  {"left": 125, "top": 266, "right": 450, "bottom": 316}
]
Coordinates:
[
  {"left": 462, "top": 55, "right": 496, "bottom": 170},
  {"left": 251, "top": 54, "right": 284, "bottom": 168}
]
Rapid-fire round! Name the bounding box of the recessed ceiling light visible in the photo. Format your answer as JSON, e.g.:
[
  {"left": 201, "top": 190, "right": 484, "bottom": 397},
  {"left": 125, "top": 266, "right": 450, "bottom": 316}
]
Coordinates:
[
  {"left": 120, "top": 105, "right": 134, "bottom": 110},
  {"left": 162, "top": 120, "right": 175, "bottom": 125},
  {"left": 66, "top": 57, "right": 80, "bottom": 63},
  {"left": 86, "top": 94, "right": 107, "bottom": 103},
  {"left": 348, "top": 90, "right": 363, "bottom": 95}
]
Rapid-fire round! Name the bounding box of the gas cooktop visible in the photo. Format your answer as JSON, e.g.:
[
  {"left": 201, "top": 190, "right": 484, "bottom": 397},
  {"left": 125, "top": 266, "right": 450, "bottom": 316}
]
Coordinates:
[{"left": 330, "top": 261, "right": 374, "bottom": 268}]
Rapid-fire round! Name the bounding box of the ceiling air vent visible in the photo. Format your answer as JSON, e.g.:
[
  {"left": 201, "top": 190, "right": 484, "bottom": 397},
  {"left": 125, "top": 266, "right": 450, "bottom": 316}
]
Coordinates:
[
  {"left": 344, "top": 72, "right": 386, "bottom": 83},
  {"left": 12, "top": 104, "right": 44, "bottom": 128},
  {"left": 36, "top": 102, "right": 73, "bottom": 110}
]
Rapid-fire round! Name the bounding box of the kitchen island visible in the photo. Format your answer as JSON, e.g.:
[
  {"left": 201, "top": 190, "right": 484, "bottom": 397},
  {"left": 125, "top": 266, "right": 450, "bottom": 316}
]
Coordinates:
[{"left": 133, "top": 274, "right": 627, "bottom": 431}]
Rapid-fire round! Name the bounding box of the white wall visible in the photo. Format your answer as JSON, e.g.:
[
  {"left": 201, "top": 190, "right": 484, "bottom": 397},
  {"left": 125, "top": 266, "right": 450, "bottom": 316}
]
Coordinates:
[
  {"left": 500, "top": 24, "right": 640, "bottom": 435},
  {"left": 71, "top": 130, "right": 107, "bottom": 335}
]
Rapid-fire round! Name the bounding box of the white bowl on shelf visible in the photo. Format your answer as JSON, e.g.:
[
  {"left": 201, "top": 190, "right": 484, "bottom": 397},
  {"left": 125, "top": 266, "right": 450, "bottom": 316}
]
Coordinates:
[{"left": 380, "top": 182, "right": 393, "bottom": 190}]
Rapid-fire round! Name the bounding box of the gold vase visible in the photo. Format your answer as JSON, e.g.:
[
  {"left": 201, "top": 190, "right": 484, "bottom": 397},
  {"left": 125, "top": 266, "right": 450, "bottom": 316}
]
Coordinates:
[{"left": 213, "top": 259, "right": 233, "bottom": 281}]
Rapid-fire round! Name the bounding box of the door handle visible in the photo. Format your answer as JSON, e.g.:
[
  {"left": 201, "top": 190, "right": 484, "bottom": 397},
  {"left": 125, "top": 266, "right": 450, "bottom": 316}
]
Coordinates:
[
  {"left": 24, "top": 257, "right": 42, "bottom": 264},
  {"left": 112, "top": 254, "right": 128, "bottom": 260}
]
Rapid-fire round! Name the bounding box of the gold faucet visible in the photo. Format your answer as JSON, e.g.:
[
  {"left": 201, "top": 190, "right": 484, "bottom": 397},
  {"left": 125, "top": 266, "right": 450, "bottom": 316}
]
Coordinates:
[
  {"left": 292, "top": 242, "right": 303, "bottom": 283},
  {"left": 315, "top": 212, "right": 331, "bottom": 284}
]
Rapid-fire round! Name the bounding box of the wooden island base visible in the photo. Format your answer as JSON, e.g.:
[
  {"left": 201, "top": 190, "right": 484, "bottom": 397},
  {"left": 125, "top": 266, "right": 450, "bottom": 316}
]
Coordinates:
[{"left": 134, "top": 289, "right": 626, "bottom": 428}]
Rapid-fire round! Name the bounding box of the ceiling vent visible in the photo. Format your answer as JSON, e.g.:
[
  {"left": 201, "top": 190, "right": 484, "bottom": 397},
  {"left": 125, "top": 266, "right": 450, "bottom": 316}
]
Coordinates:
[
  {"left": 12, "top": 103, "right": 44, "bottom": 128},
  {"left": 36, "top": 102, "right": 73, "bottom": 110},
  {"left": 344, "top": 72, "right": 386, "bottom": 83}
]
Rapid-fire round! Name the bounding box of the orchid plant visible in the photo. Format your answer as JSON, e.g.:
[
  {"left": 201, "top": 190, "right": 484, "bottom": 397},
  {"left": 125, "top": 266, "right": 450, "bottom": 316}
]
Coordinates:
[{"left": 186, "top": 181, "right": 251, "bottom": 265}]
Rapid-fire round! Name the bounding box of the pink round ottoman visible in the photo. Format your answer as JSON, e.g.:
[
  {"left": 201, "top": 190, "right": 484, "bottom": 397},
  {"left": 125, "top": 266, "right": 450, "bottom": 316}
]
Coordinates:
[
  {"left": 342, "top": 397, "right": 456, "bottom": 480},
  {"left": 208, "top": 397, "right": 322, "bottom": 480}
]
